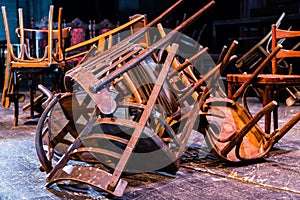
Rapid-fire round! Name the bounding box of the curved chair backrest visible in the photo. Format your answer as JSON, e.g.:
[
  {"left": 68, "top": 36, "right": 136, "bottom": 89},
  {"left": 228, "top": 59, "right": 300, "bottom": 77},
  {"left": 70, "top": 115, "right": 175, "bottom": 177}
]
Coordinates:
[{"left": 2, "top": 5, "right": 70, "bottom": 63}]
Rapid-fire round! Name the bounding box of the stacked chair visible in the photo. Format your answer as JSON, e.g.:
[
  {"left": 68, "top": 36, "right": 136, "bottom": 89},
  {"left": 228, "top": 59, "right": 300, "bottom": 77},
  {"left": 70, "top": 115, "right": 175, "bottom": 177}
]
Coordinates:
[{"left": 1, "top": 5, "right": 70, "bottom": 126}]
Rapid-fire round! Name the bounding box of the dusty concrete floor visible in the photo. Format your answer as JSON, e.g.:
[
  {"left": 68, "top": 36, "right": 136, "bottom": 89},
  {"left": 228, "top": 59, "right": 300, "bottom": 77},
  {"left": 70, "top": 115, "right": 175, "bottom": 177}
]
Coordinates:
[{"left": 0, "top": 92, "right": 300, "bottom": 200}]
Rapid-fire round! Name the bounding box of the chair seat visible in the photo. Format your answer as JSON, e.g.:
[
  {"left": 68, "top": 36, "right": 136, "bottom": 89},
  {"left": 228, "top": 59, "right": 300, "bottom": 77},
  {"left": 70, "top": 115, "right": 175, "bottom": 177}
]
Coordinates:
[
  {"left": 227, "top": 73, "right": 300, "bottom": 134},
  {"left": 227, "top": 74, "right": 300, "bottom": 85},
  {"left": 11, "top": 61, "right": 66, "bottom": 69}
]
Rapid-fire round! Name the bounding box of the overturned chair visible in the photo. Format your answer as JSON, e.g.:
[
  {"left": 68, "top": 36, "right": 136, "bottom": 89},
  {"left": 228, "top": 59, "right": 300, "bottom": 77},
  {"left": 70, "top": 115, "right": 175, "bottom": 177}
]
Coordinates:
[{"left": 202, "top": 43, "right": 300, "bottom": 163}]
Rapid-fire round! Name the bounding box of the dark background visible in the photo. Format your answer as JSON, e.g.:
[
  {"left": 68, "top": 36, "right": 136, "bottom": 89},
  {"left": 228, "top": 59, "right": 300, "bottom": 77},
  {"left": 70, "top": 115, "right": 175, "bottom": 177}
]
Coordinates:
[{"left": 51, "top": 0, "right": 240, "bottom": 51}]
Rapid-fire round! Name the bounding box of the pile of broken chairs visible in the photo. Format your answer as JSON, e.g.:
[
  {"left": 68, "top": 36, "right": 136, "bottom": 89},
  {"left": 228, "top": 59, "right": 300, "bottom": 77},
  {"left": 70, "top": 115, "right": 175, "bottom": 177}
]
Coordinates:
[{"left": 34, "top": 0, "right": 300, "bottom": 197}]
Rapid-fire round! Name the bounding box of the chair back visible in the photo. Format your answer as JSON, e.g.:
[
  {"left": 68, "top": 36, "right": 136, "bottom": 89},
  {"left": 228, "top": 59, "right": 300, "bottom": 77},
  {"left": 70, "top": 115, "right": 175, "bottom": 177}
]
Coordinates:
[
  {"left": 271, "top": 24, "right": 300, "bottom": 74},
  {"left": 2, "top": 5, "right": 70, "bottom": 64}
]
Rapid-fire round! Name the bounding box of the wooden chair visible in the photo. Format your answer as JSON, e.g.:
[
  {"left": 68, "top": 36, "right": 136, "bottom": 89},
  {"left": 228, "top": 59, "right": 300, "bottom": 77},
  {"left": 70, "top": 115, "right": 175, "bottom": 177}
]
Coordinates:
[
  {"left": 227, "top": 24, "right": 300, "bottom": 133},
  {"left": 227, "top": 13, "right": 285, "bottom": 104},
  {"left": 202, "top": 44, "right": 300, "bottom": 163},
  {"left": 1, "top": 5, "right": 70, "bottom": 126}
]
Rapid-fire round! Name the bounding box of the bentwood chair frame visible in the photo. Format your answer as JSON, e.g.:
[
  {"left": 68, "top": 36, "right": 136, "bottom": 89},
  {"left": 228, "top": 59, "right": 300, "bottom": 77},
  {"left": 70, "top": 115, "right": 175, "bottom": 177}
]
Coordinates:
[
  {"left": 202, "top": 44, "right": 300, "bottom": 163},
  {"left": 1, "top": 5, "right": 70, "bottom": 126}
]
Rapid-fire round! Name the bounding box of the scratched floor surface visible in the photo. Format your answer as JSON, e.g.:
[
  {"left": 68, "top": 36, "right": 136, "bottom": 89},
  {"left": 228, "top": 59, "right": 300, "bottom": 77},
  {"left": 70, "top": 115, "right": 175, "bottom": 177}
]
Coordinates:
[{"left": 0, "top": 92, "right": 300, "bottom": 200}]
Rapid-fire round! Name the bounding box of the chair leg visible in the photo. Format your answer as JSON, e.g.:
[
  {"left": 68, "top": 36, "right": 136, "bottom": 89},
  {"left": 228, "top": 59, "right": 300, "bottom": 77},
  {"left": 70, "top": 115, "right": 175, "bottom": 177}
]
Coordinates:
[
  {"left": 29, "top": 77, "right": 35, "bottom": 119},
  {"left": 262, "top": 85, "right": 272, "bottom": 134},
  {"left": 13, "top": 72, "right": 19, "bottom": 126},
  {"left": 30, "top": 73, "right": 38, "bottom": 119},
  {"left": 227, "top": 82, "right": 233, "bottom": 98},
  {"left": 26, "top": 73, "right": 40, "bottom": 119}
]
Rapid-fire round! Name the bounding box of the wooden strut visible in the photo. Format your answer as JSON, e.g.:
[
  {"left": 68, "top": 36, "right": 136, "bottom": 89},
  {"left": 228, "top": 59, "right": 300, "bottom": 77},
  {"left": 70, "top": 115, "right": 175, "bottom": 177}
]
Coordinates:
[{"left": 107, "top": 43, "right": 179, "bottom": 190}]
